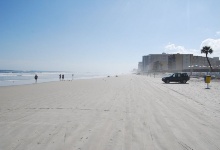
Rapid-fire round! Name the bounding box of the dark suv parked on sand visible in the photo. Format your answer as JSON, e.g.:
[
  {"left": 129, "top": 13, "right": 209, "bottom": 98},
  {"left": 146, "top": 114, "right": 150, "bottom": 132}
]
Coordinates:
[{"left": 162, "top": 73, "right": 190, "bottom": 83}]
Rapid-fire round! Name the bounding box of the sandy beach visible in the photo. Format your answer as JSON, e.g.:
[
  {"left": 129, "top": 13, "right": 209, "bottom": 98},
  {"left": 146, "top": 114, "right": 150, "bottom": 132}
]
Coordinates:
[{"left": 0, "top": 75, "right": 220, "bottom": 150}]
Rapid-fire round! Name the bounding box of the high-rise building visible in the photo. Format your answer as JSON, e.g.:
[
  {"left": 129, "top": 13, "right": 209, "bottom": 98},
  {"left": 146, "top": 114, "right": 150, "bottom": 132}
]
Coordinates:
[
  {"left": 140, "top": 53, "right": 220, "bottom": 73},
  {"left": 138, "top": 62, "right": 143, "bottom": 72},
  {"left": 168, "top": 54, "right": 193, "bottom": 72},
  {"left": 142, "top": 53, "right": 170, "bottom": 73}
]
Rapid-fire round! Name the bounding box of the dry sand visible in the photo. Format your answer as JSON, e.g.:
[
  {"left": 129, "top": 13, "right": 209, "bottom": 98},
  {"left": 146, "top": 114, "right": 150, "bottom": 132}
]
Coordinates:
[{"left": 0, "top": 75, "right": 220, "bottom": 150}]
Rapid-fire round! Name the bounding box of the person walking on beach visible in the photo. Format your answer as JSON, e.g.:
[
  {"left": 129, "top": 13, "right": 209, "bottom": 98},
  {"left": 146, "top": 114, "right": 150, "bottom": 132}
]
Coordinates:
[
  {"left": 62, "top": 74, "right": 64, "bottom": 81},
  {"left": 34, "top": 74, "right": 38, "bottom": 83},
  {"left": 72, "top": 74, "right": 74, "bottom": 81},
  {"left": 59, "top": 74, "right": 61, "bottom": 81}
]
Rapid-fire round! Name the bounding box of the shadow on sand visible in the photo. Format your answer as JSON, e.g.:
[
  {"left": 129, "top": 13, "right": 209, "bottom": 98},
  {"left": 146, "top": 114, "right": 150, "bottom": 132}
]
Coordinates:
[{"left": 162, "top": 82, "right": 189, "bottom": 84}]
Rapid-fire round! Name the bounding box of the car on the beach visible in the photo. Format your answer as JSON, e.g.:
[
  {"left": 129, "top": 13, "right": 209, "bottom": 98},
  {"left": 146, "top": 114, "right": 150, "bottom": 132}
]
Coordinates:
[{"left": 162, "top": 72, "right": 190, "bottom": 83}]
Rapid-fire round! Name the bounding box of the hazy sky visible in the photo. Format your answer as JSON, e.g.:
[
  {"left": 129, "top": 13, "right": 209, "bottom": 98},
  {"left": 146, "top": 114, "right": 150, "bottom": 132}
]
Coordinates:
[{"left": 1, "top": 0, "right": 220, "bottom": 73}]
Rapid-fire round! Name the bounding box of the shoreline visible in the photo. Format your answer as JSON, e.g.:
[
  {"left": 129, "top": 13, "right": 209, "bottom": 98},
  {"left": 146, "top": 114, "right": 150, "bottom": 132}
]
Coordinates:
[
  {"left": 0, "top": 71, "right": 112, "bottom": 87},
  {"left": 0, "top": 75, "right": 109, "bottom": 87}
]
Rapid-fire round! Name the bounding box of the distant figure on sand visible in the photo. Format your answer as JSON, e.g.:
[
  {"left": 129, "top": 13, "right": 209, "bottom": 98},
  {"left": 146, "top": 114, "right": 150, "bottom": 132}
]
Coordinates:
[
  {"left": 59, "top": 74, "right": 61, "bottom": 81},
  {"left": 72, "top": 74, "right": 74, "bottom": 80},
  {"left": 34, "top": 74, "right": 38, "bottom": 83},
  {"left": 62, "top": 74, "right": 64, "bottom": 81}
]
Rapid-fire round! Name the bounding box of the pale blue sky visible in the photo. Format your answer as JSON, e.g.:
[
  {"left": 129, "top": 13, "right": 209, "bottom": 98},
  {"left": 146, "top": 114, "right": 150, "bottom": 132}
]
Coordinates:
[{"left": 1, "top": 0, "right": 220, "bottom": 73}]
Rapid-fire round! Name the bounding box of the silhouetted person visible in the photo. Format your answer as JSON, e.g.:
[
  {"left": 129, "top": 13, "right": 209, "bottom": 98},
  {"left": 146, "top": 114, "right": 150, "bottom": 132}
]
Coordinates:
[
  {"left": 59, "top": 74, "right": 61, "bottom": 81},
  {"left": 62, "top": 74, "right": 64, "bottom": 80},
  {"left": 34, "top": 74, "right": 38, "bottom": 83}
]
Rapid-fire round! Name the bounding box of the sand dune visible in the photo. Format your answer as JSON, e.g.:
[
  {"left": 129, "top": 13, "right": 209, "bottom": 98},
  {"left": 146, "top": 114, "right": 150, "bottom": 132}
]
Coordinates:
[{"left": 0, "top": 75, "right": 220, "bottom": 150}]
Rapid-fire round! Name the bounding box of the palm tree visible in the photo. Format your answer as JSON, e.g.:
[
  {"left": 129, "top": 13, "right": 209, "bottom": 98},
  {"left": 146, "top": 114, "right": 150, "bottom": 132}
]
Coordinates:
[{"left": 201, "top": 46, "right": 213, "bottom": 72}]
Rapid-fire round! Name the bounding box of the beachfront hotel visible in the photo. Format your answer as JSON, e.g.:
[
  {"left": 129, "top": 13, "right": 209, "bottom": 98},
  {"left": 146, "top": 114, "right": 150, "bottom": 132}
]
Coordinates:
[
  {"left": 142, "top": 53, "right": 170, "bottom": 73},
  {"left": 139, "top": 53, "right": 220, "bottom": 73}
]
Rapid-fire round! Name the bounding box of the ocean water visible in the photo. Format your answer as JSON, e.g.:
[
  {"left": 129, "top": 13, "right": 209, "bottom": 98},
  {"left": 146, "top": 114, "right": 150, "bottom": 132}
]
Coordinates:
[{"left": 0, "top": 70, "right": 107, "bottom": 87}]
